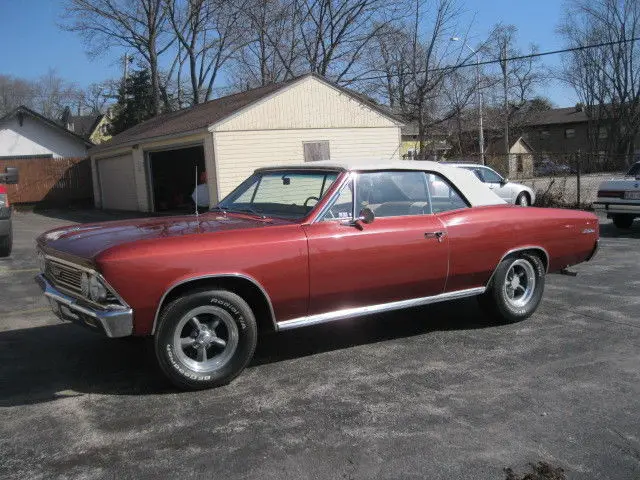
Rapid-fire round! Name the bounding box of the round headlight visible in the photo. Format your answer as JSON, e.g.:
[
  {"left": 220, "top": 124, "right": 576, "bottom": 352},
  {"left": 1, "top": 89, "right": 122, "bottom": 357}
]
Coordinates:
[
  {"left": 89, "top": 275, "right": 107, "bottom": 302},
  {"left": 80, "top": 273, "right": 90, "bottom": 297}
]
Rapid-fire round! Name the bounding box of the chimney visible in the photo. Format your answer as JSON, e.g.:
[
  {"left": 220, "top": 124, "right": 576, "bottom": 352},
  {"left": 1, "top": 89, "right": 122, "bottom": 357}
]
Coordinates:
[{"left": 575, "top": 102, "right": 584, "bottom": 112}]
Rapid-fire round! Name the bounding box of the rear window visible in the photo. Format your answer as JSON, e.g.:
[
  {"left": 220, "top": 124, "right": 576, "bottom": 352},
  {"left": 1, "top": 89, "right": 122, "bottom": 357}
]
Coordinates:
[{"left": 627, "top": 163, "right": 640, "bottom": 177}]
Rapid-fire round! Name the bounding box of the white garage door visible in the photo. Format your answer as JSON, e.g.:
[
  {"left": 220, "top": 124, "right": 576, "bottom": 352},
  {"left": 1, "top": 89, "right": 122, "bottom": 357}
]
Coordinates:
[{"left": 97, "top": 154, "right": 138, "bottom": 210}]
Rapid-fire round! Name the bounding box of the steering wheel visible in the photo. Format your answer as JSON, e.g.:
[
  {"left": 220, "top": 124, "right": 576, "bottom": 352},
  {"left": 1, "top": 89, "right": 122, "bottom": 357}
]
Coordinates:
[{"left": 303, "top": 196, "right": 320, "bottom": 207}]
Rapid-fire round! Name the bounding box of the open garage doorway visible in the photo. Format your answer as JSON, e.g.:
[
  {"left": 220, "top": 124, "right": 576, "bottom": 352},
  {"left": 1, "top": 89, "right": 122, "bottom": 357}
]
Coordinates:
[{"left": 148, "top": 145, "right": 206, "bottom": 213}]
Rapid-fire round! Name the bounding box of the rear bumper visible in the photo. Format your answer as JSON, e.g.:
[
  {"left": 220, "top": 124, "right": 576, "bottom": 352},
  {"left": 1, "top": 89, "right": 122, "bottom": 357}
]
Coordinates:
[
  {"left": 593, "top": 202, "right": 640, "bottom": 216},
  {"left": 585, "top": 239, "right": 599, "bottom": 262},
  {"left": 35, "top": 274, "right": 133, "bottom": 338},
  {"left": 0, "top": 216, "right": 10, "bottom": 236}
]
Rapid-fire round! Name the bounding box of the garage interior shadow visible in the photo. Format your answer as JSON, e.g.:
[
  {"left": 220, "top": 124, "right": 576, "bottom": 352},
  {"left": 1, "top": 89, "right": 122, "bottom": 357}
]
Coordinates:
[{"left": 0, "top": 298, "right": 496, "bottom": 406}]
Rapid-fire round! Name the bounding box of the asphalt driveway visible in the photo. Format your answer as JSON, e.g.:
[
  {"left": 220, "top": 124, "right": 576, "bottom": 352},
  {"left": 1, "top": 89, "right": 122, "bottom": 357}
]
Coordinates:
[{"left": 1, "top": 210, "right": 639, "bottom": 480}]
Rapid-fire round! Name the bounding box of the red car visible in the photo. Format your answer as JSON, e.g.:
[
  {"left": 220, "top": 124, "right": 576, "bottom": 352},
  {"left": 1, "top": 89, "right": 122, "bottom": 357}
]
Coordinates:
[
  {"left": 0, "top": 167, "right": 19, "bottom": 257},
  {"left": 35, "top": 161, "right": 599, "bottom": 390}
]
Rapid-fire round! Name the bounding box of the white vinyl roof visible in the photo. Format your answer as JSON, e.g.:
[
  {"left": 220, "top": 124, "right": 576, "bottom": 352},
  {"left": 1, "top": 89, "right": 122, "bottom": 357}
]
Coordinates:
[{"left": 258, "top": 160, "right": 506, "bottom": 207}]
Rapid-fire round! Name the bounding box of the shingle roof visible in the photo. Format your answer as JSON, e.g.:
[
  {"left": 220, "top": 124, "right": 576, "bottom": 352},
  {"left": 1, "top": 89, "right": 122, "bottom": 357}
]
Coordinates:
[
  {"left": 525, "top": 106, "right": 590, "bottom": 126},
  {"left": 67, "top": 114, "right": 104, "bottom": 139},
  {"left": 90, "top": 73, "right": 403, "bottom": 154}
]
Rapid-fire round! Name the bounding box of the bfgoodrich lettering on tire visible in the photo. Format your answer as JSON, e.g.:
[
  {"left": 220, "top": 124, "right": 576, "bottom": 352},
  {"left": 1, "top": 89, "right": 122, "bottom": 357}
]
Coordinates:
[
  {"left": 154, "top": 289, "right": 257, "bottom": 390},
  {"left": 478, "top": 253, "right": 545, "bottom": 324}
]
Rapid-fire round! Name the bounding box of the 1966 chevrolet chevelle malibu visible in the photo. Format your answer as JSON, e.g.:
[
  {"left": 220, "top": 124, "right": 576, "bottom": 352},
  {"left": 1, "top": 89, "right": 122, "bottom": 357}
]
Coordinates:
[{"left": 35, "top": 160, "right": 599, "bottom": 390}]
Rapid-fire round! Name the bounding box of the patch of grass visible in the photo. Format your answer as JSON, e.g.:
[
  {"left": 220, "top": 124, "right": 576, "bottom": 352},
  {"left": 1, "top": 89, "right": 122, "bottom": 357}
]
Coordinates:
[{"left": 504, "top": 462, "right": 566, "bottom": 480}]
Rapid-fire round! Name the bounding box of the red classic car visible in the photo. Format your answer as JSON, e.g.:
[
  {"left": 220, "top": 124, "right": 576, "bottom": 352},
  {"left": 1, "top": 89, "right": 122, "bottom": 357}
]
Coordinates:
[{"left": 35, "top": 160, "right": 599, "bottom": 390}]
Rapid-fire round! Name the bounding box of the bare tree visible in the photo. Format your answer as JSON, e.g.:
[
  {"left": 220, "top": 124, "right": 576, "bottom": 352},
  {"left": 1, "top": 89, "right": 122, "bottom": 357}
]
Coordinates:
[
  {"left": 34, "top": 69, "right": 84, "bottom": 119},
  {"left": 63, "top": 0, "right": 174, "bottom": 116},
  {"left": 379, "top": 0, "right": 471, "bottom": 157},
  {"left": 164, "top": 0, "right": 247, "bottom": 104},
  {"left": 0, "top": 75, "right": 37, "bottom": 115},
  {"left": 559, "top": 0, "right": 640, "bottom": 161}
]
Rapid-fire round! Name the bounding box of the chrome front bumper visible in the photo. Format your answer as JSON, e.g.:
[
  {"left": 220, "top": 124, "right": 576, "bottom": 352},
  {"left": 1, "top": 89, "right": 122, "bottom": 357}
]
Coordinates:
[{"left": 35, "top": 274, "right": 133, "bottom": 338}]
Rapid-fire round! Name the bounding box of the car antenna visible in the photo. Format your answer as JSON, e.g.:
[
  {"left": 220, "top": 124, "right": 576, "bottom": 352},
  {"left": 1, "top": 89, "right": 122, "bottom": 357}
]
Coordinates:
[{"left": 194, "top": 166, "right": 199, "bottom": 218}]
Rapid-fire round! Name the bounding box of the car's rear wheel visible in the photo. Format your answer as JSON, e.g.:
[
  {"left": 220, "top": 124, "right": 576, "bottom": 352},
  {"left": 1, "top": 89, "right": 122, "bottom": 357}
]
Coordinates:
[
  {"left": 612, "top": 214, "right": 634, "bottom": 229},
  {"left": 154, "top": 289, "right": 257, "bottom": 390},
  {"left": 515, "top": 192, "right": 530, "bottom": 207},
  {"left": 478, "top": 253, "right": 545, "bottom": 323},
  {"left": 0, "top": 225, "right": 12, "bottom": 257}
]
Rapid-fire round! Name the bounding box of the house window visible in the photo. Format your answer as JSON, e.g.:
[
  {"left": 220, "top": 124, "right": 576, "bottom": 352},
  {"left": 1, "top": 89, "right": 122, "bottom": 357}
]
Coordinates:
[
  {"left": 565, "top": 128, "right": 575, "bottom": 139},
  {"left": 540, "top": 130, "right": 550, "bottom": 139},
  {"left": 517, "top": 155, "right": 524, "bottom": 173},
  {"left": 303, "top": 141, "right": 330, "bottom": 162},
  {"left": 599, "top": 127, "right": 608, "bottom": 139}
]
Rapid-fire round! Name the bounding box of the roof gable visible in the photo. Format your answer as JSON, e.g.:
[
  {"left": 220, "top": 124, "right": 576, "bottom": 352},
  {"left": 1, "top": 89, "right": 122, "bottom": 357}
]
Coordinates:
[
  {"left": 0, "top": 106, "right": 93, "bottom": 147},
  {"left": 90, "top": 73, "right": 402, "bottom": 153}
]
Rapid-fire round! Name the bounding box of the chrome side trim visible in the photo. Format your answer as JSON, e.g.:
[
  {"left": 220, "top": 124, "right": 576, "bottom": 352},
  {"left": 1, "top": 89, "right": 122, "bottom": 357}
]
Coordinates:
[
  {"left": 151, "top": 273, "right": 278, "bottom": 334},
  {"left": 485, "top": 246, "right": 550, "bottom": 287},
  {"left": 36, "top": 274, "right": 133, "bottom": 338},
  {"left": 276, "top": 287, "right": 485, "bottom": 331}
]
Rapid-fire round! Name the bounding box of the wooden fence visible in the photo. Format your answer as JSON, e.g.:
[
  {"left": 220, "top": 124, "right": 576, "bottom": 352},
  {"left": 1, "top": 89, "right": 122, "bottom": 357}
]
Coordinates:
[{"left": 0, "top": 157, "right": 93, "bottom": 205}]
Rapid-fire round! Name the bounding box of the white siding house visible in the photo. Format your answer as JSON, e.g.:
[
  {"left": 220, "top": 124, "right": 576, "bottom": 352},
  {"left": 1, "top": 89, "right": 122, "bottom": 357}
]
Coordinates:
[
  {"left": 0, "top": 107, "right": 91, "bottom": 159},
  {"left": 89, "top": 74, "right": 403, "bottom": 212}
]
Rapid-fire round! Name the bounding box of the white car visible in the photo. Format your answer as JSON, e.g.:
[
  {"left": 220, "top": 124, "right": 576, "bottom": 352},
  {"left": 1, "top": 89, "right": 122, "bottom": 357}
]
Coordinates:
[
  {"left": 446, "top": 163, "right": 535, "bottom": 206},
  {"left": 593, "top": 161, "right": 640, "bottom": 229}
]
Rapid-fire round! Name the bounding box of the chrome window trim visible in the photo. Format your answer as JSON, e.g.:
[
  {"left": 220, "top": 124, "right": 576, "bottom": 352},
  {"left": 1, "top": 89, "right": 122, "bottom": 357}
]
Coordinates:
[
  {"left": 310, "top": 172, "right": 354, "bottom": 223},
  {"left": 276, "top": 287, "right": 486, "bottom": 331},
  {"left": 43, "top": 254, "right": 130, "bottom": 309},
  {"left": 151, "top": 273, "right": 278, "bottom": 334}
]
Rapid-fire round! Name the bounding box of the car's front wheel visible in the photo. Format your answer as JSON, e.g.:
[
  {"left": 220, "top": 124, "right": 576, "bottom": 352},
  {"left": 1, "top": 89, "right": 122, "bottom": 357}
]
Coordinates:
[
  {"left": 478, "top": 253, "right": 545, "bottom": 323},
  {"left": 154, "top": 289, "right": 258, "bottom": 390},
  {"left": 0, "top": 225, "right": 12, "bottom": 257},
  {"left": 612, "top": 214, "right": 634, "bottom": 229}
]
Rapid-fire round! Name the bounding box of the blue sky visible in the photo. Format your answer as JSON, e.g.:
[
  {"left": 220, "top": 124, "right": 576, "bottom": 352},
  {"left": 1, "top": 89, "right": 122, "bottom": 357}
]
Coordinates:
[{"left": 0, "top": 0, "right": 577, "bottom": 107}]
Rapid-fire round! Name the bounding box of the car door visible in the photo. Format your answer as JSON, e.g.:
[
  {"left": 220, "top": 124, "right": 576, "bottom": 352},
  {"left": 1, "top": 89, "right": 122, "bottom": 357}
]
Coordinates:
[
  {"left": 477, "top": 167, "right": 512, "bottom": 202},
  {"left": 302, "top": 171, "right": 449, "bottom": 317}
]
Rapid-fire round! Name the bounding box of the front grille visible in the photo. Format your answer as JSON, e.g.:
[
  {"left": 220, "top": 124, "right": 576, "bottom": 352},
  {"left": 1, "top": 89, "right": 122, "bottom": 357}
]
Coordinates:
[{"left": 46, "top": 260, "right": 83, "bottom": 295}]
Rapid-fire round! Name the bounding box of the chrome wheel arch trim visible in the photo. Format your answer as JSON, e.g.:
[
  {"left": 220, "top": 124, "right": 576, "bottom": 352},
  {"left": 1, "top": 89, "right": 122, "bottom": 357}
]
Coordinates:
[
  {"left": 276, "top": 287, "right": 486, "bottom": 331},
  {"left": 485, "top": 246, "right": 550, "bottom": 288},
  {"left": 151, "top": 273, "right": 278, "bottom": 335}
]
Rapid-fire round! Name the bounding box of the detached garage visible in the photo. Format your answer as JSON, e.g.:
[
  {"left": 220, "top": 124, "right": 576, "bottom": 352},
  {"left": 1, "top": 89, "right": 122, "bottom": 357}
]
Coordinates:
[{"left": 89, "top": 73, "right": 403, "bottom": 212}]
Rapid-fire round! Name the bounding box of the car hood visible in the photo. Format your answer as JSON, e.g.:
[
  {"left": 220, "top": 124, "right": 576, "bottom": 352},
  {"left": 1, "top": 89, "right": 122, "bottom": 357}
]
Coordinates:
[{"left": 37, "top": 212, "right": 291, "bottom": 262}]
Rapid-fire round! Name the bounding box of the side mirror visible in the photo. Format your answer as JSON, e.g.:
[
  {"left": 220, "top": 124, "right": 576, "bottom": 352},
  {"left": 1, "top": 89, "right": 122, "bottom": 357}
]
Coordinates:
[
  {"left": 0, "top": 167, "right": 18, "bottom": 185},
  {"left": 340, "top": 207, "right": 375, "bottom": 227},
  {"left": 358, "top": 207, "right": 375, "bottom": 224},
  {"left": 500, "top": 177, "right": 509, "bottom": 186}
]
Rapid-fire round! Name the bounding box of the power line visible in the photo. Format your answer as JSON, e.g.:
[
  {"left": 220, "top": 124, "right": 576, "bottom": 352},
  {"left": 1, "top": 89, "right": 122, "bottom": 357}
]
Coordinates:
[{"left": 343, "top": 36, "right": 640, "bottom": 84}]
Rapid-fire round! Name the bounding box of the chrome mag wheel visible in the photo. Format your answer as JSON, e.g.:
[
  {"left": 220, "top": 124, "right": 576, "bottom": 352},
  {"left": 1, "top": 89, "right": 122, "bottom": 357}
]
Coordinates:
[
  {"left": 503, "top": 258, "right": 536, "bottom": 308},
  {"left": 172, "top": 305, "right": 239, "bottom": 373}
]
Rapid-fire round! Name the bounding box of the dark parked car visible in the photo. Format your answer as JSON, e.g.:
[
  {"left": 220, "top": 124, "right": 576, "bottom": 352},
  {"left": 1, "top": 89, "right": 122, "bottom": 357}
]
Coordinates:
[
  {"left": 0, "top": 167, "right": 18, "bottom": 257},
  {"left": 534, "top": 159, "right": 573, "bottom": 176}
]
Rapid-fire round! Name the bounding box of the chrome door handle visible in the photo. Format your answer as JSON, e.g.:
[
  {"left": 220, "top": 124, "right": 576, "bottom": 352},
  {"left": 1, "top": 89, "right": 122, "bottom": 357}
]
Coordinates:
[{"left": 424, "top": 231, "right": 446, "bottom": 242}]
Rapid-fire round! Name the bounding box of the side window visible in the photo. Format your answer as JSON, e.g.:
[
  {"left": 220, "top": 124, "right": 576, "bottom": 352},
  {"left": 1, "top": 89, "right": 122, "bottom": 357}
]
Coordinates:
[
  {"left": 480, "top": 167, "right": 502, "bottom": 184},
  {"left": 470, "top": 168, "right": 485, "bottom": 182},
  {"left": 321, "top": 179, "right": 354, "bottom": 221},
  {"left": 356, "top": 171, "right": 430, "bottom": 217},
  {"left": 426, "top": 173, "right": 469, "bottom": 213}
]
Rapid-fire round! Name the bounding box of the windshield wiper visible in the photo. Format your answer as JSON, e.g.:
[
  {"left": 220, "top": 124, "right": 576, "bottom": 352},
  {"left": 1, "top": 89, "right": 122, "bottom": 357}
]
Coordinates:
[
  {"left": 210, "top": 205, "right": 228, "bottom": 216},
  {"left": 225, "top": 206, "right": 267, "bottom": 219}
]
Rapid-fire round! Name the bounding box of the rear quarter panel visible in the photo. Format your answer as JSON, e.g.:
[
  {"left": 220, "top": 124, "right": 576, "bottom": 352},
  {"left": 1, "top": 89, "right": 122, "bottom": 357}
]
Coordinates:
[
  {"left": 95, "top": 224, "right": 309, "bottom": 335},
  {"left": 440, "top": 205, "right": 598, "bottom": 292}
]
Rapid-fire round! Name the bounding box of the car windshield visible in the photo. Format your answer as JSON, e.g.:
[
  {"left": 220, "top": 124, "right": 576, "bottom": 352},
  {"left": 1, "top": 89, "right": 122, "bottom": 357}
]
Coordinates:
[
  {"left": 215, "top": 170, "right": 339, "bottom": 219},
  {"left": 626, "top": 162, "right": 640, "bottom": 177}
]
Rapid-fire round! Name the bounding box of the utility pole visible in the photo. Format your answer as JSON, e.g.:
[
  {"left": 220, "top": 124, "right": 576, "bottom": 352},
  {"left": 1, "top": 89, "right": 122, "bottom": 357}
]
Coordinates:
[
  {"left": 123, "top": 53, "right": 129, "bottom": 85},
  {"left": 501, "top": 43, "right": 510, "bottom": 169}
]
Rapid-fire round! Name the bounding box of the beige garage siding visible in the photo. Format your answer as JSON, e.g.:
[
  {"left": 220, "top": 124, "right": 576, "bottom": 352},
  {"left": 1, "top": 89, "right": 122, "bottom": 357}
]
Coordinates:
[
  {"left": 214, "top": 127, "right": 400, "bottom": 198},
  {"left": 97, "top": 154, "right": 138, "bottom": 210}
]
